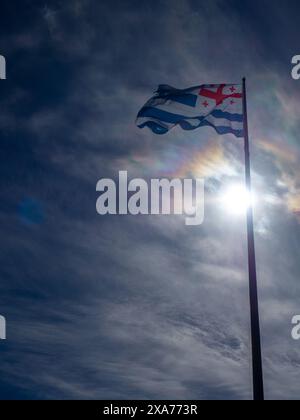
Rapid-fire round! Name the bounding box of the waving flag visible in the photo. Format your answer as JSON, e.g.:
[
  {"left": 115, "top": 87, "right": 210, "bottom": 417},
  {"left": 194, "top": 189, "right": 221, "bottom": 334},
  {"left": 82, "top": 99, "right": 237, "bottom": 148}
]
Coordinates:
[
  {"left": 136, "top": 79, "right": 265, "bottom": 401},
  {"left": 136, "top": 84, "right": 244, "bottom": 138}
]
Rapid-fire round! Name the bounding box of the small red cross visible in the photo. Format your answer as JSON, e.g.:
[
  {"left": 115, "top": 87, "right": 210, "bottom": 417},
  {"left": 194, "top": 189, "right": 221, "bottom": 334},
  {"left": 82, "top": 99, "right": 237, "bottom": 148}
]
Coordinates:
[
  {"left": 230, "top": 86, "right": 236, "bottom": 93},
  {"left": 203, "top": 101, "right": 209, "bottom": 107},
  {"left": 199, "top": 84, "right": 242, "bottom": 106}
]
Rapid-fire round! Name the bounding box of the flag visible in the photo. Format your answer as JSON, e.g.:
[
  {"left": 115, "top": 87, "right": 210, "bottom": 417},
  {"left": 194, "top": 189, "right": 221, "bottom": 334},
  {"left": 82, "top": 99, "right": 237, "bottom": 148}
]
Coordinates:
[{"left": 136, "top": 84, "right": 244, "bottom": 138}]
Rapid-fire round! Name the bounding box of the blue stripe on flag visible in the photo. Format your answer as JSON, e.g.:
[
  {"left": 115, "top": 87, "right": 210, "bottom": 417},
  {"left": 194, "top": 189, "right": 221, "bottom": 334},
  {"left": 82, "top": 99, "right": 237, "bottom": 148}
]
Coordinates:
[
  {"left": 138, "top": 120, "right": 169, "bottom": 135},
  {"left": 138, "top": 106, "right": 243, "bottom": 126},
  {"left": 138, "top": 106, "right": 189, "bottom": 124},
  {"left": 138, "top": 119, "right": 244, "bottom": 138},
  {"left": 156, "top": 84, "right": 199, "bottom": 107},
  {"left": 137, "top": 106, "right": 244, "bottom": 138},
  {"left": 211, "top": 110, "right": 244, "bottom": 122},
  {"left": 165, "top": 93, "right": 198, "bottom": 108},
  {"left": 200, "top": 120, "right": 244, "bottom": 138}
]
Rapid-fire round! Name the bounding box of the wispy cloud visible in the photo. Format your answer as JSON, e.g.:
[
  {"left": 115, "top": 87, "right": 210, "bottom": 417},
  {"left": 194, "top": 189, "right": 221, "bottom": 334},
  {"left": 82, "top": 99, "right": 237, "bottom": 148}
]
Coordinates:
[{"left": 1, "top": 0, "right": 300, "bottom": 400}]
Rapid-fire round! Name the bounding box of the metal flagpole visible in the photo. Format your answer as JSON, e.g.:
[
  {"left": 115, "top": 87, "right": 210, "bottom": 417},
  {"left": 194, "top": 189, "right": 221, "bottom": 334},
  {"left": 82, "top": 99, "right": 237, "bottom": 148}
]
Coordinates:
[{"left": 242, "top": 77, "right": 264, "bottom": 401}]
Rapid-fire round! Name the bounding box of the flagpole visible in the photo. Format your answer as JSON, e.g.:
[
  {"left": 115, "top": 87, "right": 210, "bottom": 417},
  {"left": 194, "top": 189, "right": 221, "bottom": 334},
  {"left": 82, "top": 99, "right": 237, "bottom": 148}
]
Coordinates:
[{"left": 242, "top": 77, "right": 264, "bottom": 401}]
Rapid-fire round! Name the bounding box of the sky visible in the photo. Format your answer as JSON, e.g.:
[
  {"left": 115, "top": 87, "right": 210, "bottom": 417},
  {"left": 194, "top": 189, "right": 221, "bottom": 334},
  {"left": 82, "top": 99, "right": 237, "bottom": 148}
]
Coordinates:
[{"left": 1, "top": 0, "right": 300, "bottom": 400}]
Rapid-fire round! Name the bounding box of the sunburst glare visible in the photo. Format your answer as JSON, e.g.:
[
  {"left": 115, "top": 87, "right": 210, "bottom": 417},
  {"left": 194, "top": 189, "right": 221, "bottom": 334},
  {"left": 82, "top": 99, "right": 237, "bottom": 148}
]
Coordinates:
[{"left": 220, "top": 183, "right": 256, "bottom": 216}]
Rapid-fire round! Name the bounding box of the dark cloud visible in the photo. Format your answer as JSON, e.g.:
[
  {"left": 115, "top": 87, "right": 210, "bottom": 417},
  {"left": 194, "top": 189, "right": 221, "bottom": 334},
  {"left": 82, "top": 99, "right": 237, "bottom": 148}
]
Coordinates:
[{"left": 1, "top": 0, "right": 300, "bottom": 400}]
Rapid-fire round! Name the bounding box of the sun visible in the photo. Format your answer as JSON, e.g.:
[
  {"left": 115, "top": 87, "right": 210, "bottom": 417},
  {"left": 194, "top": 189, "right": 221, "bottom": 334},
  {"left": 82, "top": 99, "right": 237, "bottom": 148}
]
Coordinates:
[{"left": 221, "top": 183, "right": 255, "bottom": 216}]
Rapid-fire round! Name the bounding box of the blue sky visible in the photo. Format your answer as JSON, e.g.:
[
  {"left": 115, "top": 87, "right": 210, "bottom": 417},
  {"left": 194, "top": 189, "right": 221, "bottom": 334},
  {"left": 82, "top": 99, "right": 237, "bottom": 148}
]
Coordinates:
[{"left": 1, "top": 0, "right": 300, "bottom": 400}]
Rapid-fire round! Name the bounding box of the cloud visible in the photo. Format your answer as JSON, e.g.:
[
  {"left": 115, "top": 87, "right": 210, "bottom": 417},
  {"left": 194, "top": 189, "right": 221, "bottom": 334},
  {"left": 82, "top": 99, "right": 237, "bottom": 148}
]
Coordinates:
[
  {"left": 1, "top": 0, "right": 300, "bottom": 401},
  {"left": 255, "top": 138, "right": 300, "bottom": 219}
]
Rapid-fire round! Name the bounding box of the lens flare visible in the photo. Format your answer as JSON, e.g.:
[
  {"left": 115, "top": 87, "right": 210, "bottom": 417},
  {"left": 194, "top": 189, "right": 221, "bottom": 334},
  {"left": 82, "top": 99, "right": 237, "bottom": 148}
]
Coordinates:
[{"left": 221, "top": 184, "right": 255, "bottom": 216}]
